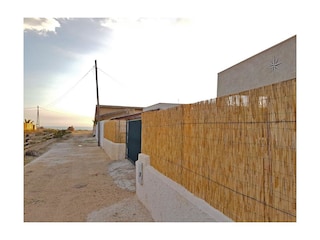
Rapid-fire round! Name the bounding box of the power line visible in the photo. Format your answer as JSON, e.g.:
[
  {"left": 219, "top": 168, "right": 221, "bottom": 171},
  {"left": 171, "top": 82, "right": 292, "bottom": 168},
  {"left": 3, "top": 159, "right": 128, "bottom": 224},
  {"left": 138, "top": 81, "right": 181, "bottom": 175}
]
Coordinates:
[
  {"left": 24, "top": 106, "right": 66, "bottom": 122},
  {"left": 39, "top": 106, "right": 68, "bottom": 115},
  {"left": 24, "top": 107, "right": 37, "bottom": 110},
  {"left": 44, "top": 66, "right": 94, "bottom": 107},
  {"left": 25, "top": 65, "right": 122, "bottom": 117},
  {"left": 26, "top": 66, "right": 122, "bottom": 111},
  {"left": 25, "top": 106, "right": 92, "bottom": 118},
  {"left": 98, "top": 67, "right": 124, "bottom": 86}
]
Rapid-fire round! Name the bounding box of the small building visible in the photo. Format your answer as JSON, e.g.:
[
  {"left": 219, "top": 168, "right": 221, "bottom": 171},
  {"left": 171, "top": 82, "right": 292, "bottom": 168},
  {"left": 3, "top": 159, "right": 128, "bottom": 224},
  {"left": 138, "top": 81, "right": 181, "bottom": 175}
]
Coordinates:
[
  {"left": 94, "top": 104, "right": 143, "bottom": 122},
  {"left": 94, "top": 103, "right": 180, "bottom": 164},
  {"left": 24, "top": 122, "right": 36, "bottom": 131},
  {"left": 93, "top": 104, "right": 143, "bottom": 141}
]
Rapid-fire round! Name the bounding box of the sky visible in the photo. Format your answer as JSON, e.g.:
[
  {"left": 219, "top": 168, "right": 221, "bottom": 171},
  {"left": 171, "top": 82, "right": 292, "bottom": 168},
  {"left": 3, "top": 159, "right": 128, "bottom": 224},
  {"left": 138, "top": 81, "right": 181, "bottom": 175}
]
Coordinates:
[{"left": 23, "top": 2, "right": 299, "bottom": 128}]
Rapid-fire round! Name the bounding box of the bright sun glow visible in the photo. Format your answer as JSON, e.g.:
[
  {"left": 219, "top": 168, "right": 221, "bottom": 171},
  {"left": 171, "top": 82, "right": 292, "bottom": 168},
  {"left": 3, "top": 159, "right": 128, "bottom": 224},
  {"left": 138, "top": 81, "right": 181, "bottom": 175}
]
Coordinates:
[{"left": 24, "top": 11, "right": 297, "bottom": 128}]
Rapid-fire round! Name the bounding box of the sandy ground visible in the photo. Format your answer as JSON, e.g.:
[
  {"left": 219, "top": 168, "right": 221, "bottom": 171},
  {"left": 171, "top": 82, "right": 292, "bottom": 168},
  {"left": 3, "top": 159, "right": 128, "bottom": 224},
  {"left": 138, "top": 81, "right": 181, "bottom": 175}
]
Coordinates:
[{"left": 24, "top": 131, "right": 154, "bottom": 222}]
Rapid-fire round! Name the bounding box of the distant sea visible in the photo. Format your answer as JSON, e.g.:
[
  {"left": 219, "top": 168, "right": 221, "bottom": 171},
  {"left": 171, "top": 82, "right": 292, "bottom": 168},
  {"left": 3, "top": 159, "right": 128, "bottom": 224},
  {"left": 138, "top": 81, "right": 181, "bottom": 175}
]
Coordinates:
[{"left": 44, "top": 126, "right": 93, "bottom": 131}]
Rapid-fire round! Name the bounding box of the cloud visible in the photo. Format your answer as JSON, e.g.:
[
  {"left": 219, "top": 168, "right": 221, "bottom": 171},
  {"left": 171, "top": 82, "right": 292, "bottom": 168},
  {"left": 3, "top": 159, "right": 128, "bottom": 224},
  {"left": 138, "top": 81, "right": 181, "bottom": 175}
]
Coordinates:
[
  {"left": 24, "top": 18, "right": 60, "bottom": 35},
  {"left": 100, "top": 17, "right": 191, "bottom": 30},
  {"left": 24, "top": 18, "right": 112, "bottom": 78},
  {"left": 52, "top": 18, "right": 113, "bottom": 55}
]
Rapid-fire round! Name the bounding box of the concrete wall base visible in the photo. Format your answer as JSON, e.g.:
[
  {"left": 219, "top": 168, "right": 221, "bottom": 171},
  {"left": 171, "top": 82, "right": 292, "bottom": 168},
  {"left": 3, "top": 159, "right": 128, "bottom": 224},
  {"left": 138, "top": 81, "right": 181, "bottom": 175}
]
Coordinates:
[
  {"left": 102, "top": 138, "right": 126, "bottom": 160},
  {"left": 136, "top": 153, "right": 233, "bottom": 222}
]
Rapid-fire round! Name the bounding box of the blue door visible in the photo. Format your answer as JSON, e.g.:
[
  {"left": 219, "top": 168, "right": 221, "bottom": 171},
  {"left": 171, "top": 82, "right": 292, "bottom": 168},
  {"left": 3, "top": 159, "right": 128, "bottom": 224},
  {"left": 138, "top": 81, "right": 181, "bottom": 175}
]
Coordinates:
[{"left": 126, "top": 119, "right": 141, "bottom": 164}]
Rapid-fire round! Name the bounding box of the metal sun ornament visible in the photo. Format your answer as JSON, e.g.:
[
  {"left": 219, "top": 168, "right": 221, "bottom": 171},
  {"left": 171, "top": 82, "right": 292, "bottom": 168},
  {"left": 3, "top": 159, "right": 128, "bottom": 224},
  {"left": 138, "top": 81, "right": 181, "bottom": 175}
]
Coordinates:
[{"left": 270, "top": 56, "right": 281, "bottom": 72}]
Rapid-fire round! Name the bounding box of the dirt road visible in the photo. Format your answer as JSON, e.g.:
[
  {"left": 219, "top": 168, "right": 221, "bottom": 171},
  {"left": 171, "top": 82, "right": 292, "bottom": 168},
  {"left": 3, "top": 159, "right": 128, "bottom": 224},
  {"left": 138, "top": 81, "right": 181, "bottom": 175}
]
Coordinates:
[{"left": 24, "top": 131, "right": 153, "bottom": 222}]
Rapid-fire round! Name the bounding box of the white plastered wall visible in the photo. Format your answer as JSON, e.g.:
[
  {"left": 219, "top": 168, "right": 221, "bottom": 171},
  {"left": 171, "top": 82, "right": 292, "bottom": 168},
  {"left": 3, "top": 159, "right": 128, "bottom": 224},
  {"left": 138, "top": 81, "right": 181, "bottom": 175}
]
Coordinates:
[
  {"left": 101, "top": 138, "right": 126, "bottom": 160},
  {"left": 217, "top": 36, "right": 296, "bottom": 97},
  {"left": 136, "top": 153, "right": 233, "bottom": 222},
  {"left": 94, "top": 121, "right": 104, "bottom": 144}
]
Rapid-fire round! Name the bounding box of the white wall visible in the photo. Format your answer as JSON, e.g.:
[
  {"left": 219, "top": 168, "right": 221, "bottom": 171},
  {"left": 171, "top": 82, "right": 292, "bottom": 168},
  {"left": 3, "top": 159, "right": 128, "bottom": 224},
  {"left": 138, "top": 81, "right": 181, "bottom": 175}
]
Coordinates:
[
  {"left": 102, "top": 138, "right": 126, "bottom": 160},
  {"left": 136, "top": 153, "right": 233, "bottom": 222},
  {"left": 94, "top": 121, "right": 104, "bottom": 145},
  {"left": 217, "top": 36, "right": 296, "bottom": 97}
]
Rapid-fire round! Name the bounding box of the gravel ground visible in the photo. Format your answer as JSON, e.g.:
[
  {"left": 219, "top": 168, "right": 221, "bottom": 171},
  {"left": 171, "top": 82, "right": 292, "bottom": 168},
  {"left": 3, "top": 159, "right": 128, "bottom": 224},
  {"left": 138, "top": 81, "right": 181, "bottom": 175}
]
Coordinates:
[{"left": 24, "top": 131, "right": 154, "bottom": 222}]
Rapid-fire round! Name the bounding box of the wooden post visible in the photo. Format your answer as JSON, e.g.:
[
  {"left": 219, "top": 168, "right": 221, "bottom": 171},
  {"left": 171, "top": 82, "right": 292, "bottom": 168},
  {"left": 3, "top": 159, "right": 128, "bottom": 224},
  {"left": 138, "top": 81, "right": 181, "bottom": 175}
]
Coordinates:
[
  {"left": 36, "top": 105, "right": 40, "bottom": 129},
  {"left": 95, "top": 60, "right": 101, "bottom": 146}
]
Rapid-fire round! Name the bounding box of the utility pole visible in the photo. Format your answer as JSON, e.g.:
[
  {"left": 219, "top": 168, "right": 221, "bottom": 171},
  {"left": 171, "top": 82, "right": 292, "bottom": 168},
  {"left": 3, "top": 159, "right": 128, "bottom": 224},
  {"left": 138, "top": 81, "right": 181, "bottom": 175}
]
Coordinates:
[
  {"left": 36, "top": 105, "right": 40, "bottom": 129},
  {"left": 95, "top": 60, "right": 101, "bottom": 146}
]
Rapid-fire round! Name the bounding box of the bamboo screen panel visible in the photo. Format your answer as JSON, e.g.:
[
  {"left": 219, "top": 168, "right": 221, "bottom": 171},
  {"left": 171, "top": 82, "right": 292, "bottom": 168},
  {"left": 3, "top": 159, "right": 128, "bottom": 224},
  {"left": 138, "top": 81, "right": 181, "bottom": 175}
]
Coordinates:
[
  {"left": 141, "top": 79, "right": 296, "bottom": 222},
  {"left": 104, "top": 120, "right": 126, "bottom": 143}
]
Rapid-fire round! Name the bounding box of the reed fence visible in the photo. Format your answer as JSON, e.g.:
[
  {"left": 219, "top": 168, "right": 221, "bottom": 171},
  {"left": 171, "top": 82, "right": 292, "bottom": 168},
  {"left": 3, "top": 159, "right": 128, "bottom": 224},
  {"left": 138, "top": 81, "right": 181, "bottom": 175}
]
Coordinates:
[
  {"left": 104, "top": 120, "right": 126, "bottom": 143},
  {"left": 141, "top": 78, "right": 296, "bottom": 221}
]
